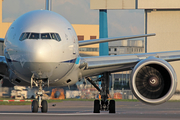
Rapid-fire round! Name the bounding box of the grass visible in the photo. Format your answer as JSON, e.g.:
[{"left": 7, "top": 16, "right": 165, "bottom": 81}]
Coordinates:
[
  {"left": 0, "top": 98, "right": 139, "bottom": 105},
  {"left": 0, "top": 99, "right": 64, "bottom": 105},
  {"left": 0, "top": 97, "right": 180, "bottom": 105},
  {"left": 0, "top": 97, "right": 138, "bottom": 105}
]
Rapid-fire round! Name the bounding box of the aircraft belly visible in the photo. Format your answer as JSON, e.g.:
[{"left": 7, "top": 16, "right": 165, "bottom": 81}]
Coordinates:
[
  {"left": 49, "top": 64, "right": 79, "bottom": 87},
  {"left": 48, "top": 63, "right": 74, "bottom": 82},
  {"left": 11, "top": 62, "right": 74, "bottom": 84}
]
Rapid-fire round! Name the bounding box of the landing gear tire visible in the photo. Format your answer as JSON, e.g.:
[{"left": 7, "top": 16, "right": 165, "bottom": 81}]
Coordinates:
[
  {"left": 109, "top": 100, "right": 115, "bottom": 113},
  {"left": 32, "top": 100, "right": 38, "bottom": 113},
  {"left": 41, "top": 100, "right": 48, "bottom": 113},
  {"left": 94, "top": 100, "right": 100, "bottom": 113}
]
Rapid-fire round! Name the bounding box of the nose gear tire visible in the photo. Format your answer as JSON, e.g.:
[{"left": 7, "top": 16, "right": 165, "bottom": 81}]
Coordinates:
[
  {"left": 32, "top": 100, "right": 38, "bottom": 113},
  {"left": 41, "top": 100, "right": 48, "bottom": 113}
]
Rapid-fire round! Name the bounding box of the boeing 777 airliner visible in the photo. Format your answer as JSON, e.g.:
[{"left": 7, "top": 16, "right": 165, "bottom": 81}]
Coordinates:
[{"left": 0, "top": 10, "right": 179, "bottom": 113}]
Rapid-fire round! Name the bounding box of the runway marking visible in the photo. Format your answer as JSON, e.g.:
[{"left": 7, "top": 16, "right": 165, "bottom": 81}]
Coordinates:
[{"left": 0, "top": 113, "right": 109, "bottom": 116}]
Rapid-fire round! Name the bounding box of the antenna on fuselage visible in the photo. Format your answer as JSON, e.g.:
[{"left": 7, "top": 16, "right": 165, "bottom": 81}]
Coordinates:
[{"left": 45, "top": 0, "right": 52, "bottom": 11}]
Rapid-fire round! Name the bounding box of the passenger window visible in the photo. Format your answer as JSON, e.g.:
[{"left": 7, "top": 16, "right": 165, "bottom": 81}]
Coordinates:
[
  {"left": 55, "top": 33, "right": 61, "bottom": 41},
  {"left": 19, "top": 33, "right": 30, "bottom": 41},
  {"left": 41, "top": 33, "right": 51, "bottom": 39},
  {"left": 29, "top": 33, "right": 39, "bottom": 39},
  {"left": 50, "top": 33, "right": 57, "bottom": 40}
]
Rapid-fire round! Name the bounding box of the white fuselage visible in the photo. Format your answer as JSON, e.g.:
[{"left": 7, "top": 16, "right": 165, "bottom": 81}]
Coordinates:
[{"left": 4, "top": 10, "right": 80, "bottom": 86}]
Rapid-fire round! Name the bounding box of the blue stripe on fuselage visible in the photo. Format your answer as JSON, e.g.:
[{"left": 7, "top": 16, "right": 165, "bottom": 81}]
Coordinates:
[
  {"left": 75, "top": 57, "right": 80, "bottom": 64},
  {"left": 62, "top": 58, "right": 76, "bottom": 63}
]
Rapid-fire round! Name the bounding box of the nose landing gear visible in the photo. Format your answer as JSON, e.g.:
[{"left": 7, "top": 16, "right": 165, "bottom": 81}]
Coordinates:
[{"left": 31, "top": 78, "right": 49, "bottom": 113}]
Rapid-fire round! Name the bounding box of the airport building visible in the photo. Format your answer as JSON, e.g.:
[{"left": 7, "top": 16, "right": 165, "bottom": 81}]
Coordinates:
[
  {"left": 109, "top": 40, "right": 144, "bottom": 55},
  {"left": 91, "top": 0, "right": 180, "bottom": 92},
  {"left": 73, "top": 24, "right": 99, "bottom": 56}
]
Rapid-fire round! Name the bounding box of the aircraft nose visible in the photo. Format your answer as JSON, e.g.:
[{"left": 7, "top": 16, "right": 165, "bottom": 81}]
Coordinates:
[{"left": 22, "top": 41, "right": 52, "bottom": 62}]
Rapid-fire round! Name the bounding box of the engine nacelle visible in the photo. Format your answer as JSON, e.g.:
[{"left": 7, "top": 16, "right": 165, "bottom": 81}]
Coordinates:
[{"left": 130, "top": 56, "right": 177, "bottom": 105}]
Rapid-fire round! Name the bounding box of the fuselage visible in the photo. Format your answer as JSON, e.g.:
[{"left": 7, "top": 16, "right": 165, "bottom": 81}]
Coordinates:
[{"left": 4, "top": 10, "right": 80, "bottom": 86}]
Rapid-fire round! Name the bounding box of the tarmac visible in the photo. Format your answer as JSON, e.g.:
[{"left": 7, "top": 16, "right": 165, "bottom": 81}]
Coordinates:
[{"left": 0, "top": 101, "right": 180, "bottom": 120}]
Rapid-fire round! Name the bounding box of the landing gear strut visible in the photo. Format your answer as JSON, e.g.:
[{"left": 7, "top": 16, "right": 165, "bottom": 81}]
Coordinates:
[
  {"left": 86, "top": 72, "right": 116, "bottom": 113},
  {"left": 31, "top": 78, "right": 49, "bottom": 113}
]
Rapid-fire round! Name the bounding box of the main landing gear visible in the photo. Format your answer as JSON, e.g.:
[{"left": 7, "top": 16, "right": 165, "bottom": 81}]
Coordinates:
[
  {"left": 31, "top": 78, "right": 49, "bottom": 113},
  {"left": 86, "top": 72, "right": 116, "bottom": 113}
]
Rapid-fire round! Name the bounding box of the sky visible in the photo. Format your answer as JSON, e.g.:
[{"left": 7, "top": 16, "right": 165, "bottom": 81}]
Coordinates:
[{"left": 2, "top": 0, "right": 144, "bottom": 37}]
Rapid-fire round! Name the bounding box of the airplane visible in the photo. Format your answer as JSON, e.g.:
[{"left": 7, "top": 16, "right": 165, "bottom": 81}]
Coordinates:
[{"left": 0, "top": 9, "right": 179, "bottom": 113}]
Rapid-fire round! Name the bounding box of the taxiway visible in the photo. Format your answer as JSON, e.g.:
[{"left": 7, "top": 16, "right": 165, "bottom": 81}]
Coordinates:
[{"left": 0, "top": 101, "right": 180, "bottom": 120}]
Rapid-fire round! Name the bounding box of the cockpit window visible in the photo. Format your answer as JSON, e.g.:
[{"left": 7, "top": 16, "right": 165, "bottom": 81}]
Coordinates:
[
  {"left": 19, "top": 32, "right": 61, "bottom": 42},
  {"left": 29, "top": 33, "right": 39, "bottom": 39},
  {"left": 41, "top": 33, "right": 51, "bottom": 39},
  {"left": 50, "top": 33, "right": 57, "bottom": 40},
  {"left": 19, "top": 33, "right": 30, "bottom": 41},
  {"left": 19, "top": 33, "right": 25, "bottom": 40},
  {"left": 55, "top": 33, "right": 61, "bottom": 41}
]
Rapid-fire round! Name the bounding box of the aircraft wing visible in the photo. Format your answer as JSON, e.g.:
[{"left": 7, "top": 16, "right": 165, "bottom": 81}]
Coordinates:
[
  {"left": 78, "top": 33, "right": 155, "bottom": 46},
  {"left": 79, "top": 51, "right": 180, "bottom": 77},
  {"left": 0, "top": 56, "right": 8, "bottom": 78},
  {"left": 0, "top": 38, "right": 4, "bottom": 43}
]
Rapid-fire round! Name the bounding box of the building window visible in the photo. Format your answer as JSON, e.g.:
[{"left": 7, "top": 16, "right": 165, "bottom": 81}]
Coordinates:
[
  {"left": 114, "top": 48, "right": 117, "bottom": 51},
  {"left": 79, "top": 48, "right": 99, "bottom": 52},
  {"left": 78, "top": 35, "right": 84, "bottom": 41},
  {"left": 109, "top": 48, "right": 111, "bottom": 51},
  {"left": 120, "top": 48, "right": 125, "bottom": 54},
  {"left": 90, "top": 36, "right": 96, "bottom": 39}
]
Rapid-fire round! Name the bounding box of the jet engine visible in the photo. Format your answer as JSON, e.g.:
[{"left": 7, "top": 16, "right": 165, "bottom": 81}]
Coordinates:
[{"left": 130, "top": 56, "right": 177, "bottom": 105}]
